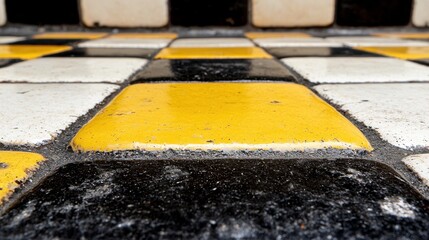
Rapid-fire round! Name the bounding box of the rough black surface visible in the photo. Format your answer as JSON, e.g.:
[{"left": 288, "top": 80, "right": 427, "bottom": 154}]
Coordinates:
[
  {"left": 5, "top": 0, "right": 80, "bottom": 25},
  {"left": 1, "top": 159, "right": 428, "bottom": 239},
  {"left": 267, "top": 47, "right": 382, "bottom": 59},
  {"left": 10, "top": 38, "right": 84, "bottom": 46},
  {"left": 46, "top": 47, "right": 158, "bottom": 58},
  {"left": 131, "top": 59, "right": 296, "bottom": 83},
  {"left": 336, "top": 0, "right": 412, "bottom": 26},
  {"left": 170, "top": 0, "right": 248, "bottom": 27}
]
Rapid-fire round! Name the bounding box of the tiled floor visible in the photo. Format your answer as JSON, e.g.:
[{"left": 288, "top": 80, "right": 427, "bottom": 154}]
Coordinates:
[{"left": 0, "top": 31, "right": 428, "bottom": 238}]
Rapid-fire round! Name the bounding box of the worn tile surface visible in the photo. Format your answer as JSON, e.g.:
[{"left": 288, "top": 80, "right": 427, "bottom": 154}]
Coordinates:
[
  {"left": 314, "top": 83, "right": 429, "bottom": 149},
  {"left": 0, "top": 45, "right": 71, "bottom": 60},
  {"left": 356, "top": 46, "right": 429, "bottom": 60},
  {"left": 78, "top": 38, "right": 171, "bottom": 49},
  {"left": 283, "top": 57, "right": 429, "bottom": 83},
  {"left": 0, "top": 83, "right": 119, "bottom": 145},
  {"left": 267, "top": 47, "right": 378, "bottom": 58},
  {"left": 0, "top": 57, "right": 147, "bottom": 83},
  {"left": 252, "top": 0, "right": 335, "bottom": 27},
  {"left": 81, "top": 0, "right": 168, "bottom": 27},
  {"left": 155, "top": 47, "right": 272, "bottom": 59},
  {"left": 71, "top": 83, "right": 371, "bottom": 152},
  {"left": 254, "top": 38, "right": 342, "bottom": 48},
  {"left": 0, "top": 151, "right": 45, "bottom": 204},
  {"left": 326, "top": 37, "right": 429, "bottom": 47},
  {"left": 403, "top": 154, "right": 429, "bottom": 186},
  {"left": 1, "top": 159, "right": 428, "bottom": 239},
  {"left": 131, "top": 59, "right": 296, "bottom": 82},
  {"left": 170, "top": 38, "right": 254, "bottom": 48}
]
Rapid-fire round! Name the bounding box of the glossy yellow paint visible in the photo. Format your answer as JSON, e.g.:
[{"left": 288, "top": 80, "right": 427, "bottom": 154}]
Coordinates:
[
  {"left": 356, "top": 46, "right": 429, "bottom": 60},
  {"left": 33, "top": 32, "right": 108, "bottom": 39},
  {"left": 373, "top": 32, "right": 429, "bottom": 39},
  {"left": 0, "top": 151, "right": 44, "bottom": 204},
  {"left": 245, "top": 32, "right": 311, "bottom": 39},
  {"left": 109, "top": 33, "right": 178, "bottom": 39},
  {"left": 155, "top": 47, "right": 272, "bottom": 59},
  {"left": 0, "top": 45, "right": 72, "bottom": 60},
  {"left": 71, "top": 83, "right": 372, "bottom": 152}
]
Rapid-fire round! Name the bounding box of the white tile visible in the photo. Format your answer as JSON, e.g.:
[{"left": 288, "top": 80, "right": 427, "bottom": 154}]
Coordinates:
[
  {"left": 80, "top": 0, "right": 168, "bottom": 27},
  {"left": 282, "top": 57, "right": 429, "bottom": 83},
  {"left": 0, "top": 83, "right": 119, "bottom": 145},
  {"left": 0, "top": 36, "right": 26, "bottom": 44},
  {"left": 326, "top": 37, "right": 429, "bottom": 47},
  {"left": 314, "top": 83, "right": 429, "bottom": 149},
  {"left": 413, "top": 0, "right": 429, "bottom": 27},
  {"left": 252, "top": 0, "right": 335, "bottom": 27},
  {"left": 78, "top": 38, "right": 171, "bottom": 49},
  {"left": 0, "top": 0, "right": 6, "bottom": 26},
  {"left": 403, "top": 154, "right": 429, "bottom": 186},
  {"left": 254, "top": 38, "right": 342, "bottom": 48},
  {"left": 170, "top": 38, "right": 254, "bottom": 48},
  {"left": 0, "top": 57, "right": 147, "bottom": 83}
]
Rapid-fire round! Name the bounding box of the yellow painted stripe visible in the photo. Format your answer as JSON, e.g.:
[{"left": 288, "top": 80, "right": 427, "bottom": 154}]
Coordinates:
[
  {"left": 356, "top": 46, "right": 429, "bottom": 60},
  {"left": 0, "top": 45, "right": 72, "bottom": 60},
  {"left": 33, "top": 32, "right": 108, "bottom": 39},
  {"left": 373, "top": 32, "right": 429, "bottom": 39},
  {"left": 155, "top": 47, "right": 272, "bottom": 59},
  {"left": 0, "top": 151, "right": 45, "bottom": 204},
  {"left": 109, "top": 33, "right": 178, "bottom": 39},
  {"left": 245, "top": 32, "right": 312, "bottom": 39},
  {"left": 71, "top": 83, "right": 372, "bottom": 152}
]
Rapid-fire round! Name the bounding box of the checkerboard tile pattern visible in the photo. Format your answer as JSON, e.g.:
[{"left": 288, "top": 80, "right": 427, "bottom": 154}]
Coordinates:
[{"left": 1, "top": 32, "right": 429, "bottom": 238}]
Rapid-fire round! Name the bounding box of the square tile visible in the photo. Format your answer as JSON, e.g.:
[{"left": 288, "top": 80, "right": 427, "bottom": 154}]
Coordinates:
[
  {"left": 0, "top": 45, "right": 71, "bottom": 60},
  {"left": 336, "top": 0, "right": 412, "bottom": 26},
  {"left": 267, "top": 47, "right": 380, "bottom": 58},
  {"left": 78, "top": 38, "right": 172, "bottom": 49},
  {"left": 245, "top": 32, "right": 312, "bottom": 39},
  {"left": 326, "top": 37, "right": 429, "bottom": 47},
  {"left": 170, "top": 0, "right": 247, "bottom": 26},
  {"left": 0, "top": 83, "right": 119, "bottom": 145},
  {"left": 47, "top": 48, "right": 157, "bottom": 58},
  {"left": 403, "top": 154, "right": 429, "bottom": 186},
  {"left": 252, "top": 0, "right": 335, "bottom": 27},
  {"left": 109, "top": 33, "right": 178, "bottom": 39},
  {"left": 0, "top": 57, "right": 147, "bottom": 83},
  {"left": 170, "top": 38, "right": 254, "bottom": 48},
  {"left": 5, "top": 0, "right": 80, "bottom": 24},
  {"left": 0, "top": 36, "right": 26, "bottom": 44},
  {"left": 33, "top": 32, "right": 108, "bottom": 39},
  {"left": 71, "top": 83, "right": 371, "bottom": 152},
  {"left": 413, "top": 0, "right": 429, "bottom": 27},
  {"left": 80, "top": 0, "right": 168, "bottom": 27},
  {"left": 131, "top": 59, "right": 296, "bottom": 83},
  {"left": 355, "top": 47, "right": 429, "bottom": 60},
  {"left": 155, "top": 47, "right": 272, "bottom": 59},
  {"left": 254, "top": 38, "right": 342, "bottom": 48},
  {"left": 0, "top": 151, "right": 45, "bottom": 204},
  {"left": 314, "top": 83, "right": 429, "bottom": 149},
  {"left": 282, "top": 57, "right": 429, "bottom": 83}
]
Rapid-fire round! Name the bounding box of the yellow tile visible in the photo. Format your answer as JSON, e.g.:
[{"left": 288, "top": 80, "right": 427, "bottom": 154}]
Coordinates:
[
  {"left": 155, "top": 47, "right": 272, "bottom": 59},
  {"left": 245, "top": 32, "right": 312, "bottom": 39},
  {"left": 0, "top": 45, "right": 72, "bottom": 60},
  {"left": 71, "top": 83, "right": 372, "bottom": 152},
  {"left": 33, "top": 32, "right": 108, "bottom": 39},
  {"left": 373, "top": 32, "right": 429, "bottom": 39},
  {"left": 109, "top": 33, "right": 178, "bottom": 39},
  {"left": 0, "top": 151, "right": 44, "bottom": 204},
  {"left": 355, "top": 46, "right": 429, "bottom": 60}
]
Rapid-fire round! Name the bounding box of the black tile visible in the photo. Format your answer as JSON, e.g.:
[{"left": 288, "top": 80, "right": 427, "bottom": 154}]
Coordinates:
[
  {"left": 131, "top": 59, "right": 295, "bottom": 83},
  {"left": 5, "top": 0, "right": 80, "bottom": 25},
  {"left": 0, "top": 59, "right": 20, "bottom": 68},
  {"left": 1, "top": 159, "right": 428, "bottom": 239},
  {"left": 170, "top": 0, "right": 248, "bottom": 26},
  {"left": 46, "top": 48, "right": 158, "bottom": 58},
  {"left": 9, "top": 39, "right": 84, "bottom": 46},
  {"left": 336, "top": 0, "right": 412, "bottom": 26},
  {"left": 267, "top": 47, "right": 382, "bottom": 58}
]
